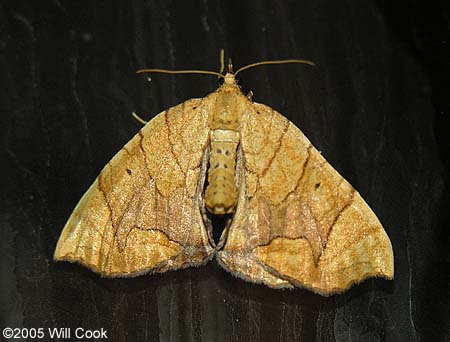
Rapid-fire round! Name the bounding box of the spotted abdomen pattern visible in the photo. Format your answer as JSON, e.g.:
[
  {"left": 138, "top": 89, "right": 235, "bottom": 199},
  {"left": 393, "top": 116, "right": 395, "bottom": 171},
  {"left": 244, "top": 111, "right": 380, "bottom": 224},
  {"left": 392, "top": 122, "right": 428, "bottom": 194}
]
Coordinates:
[{"left": 205, "top": 129, "right": 239, "bottom": 215}]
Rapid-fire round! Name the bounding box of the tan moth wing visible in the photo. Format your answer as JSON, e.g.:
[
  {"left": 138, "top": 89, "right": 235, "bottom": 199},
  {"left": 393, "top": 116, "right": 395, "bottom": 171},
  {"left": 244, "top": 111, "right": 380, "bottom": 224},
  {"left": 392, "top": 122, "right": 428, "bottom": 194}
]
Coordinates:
[
  {"left": 54, "top": 99, "right": 214, "bottom": 276},
  {"left": 217, "top": 102, "right": 394, "bottom": 295}
]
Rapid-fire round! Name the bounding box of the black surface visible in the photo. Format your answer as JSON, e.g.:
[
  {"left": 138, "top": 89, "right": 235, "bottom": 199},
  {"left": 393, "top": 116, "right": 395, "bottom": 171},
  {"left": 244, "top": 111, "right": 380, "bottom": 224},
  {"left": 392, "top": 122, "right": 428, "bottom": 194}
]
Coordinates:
[{"left": 1, "top": 1, "right": 449, "bottom": 341}]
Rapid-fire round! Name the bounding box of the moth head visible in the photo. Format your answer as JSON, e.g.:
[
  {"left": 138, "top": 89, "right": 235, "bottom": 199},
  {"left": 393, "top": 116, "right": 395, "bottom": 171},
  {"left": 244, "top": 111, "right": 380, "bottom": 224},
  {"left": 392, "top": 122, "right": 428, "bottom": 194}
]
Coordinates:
[
  {"left": 219, "top": 73, "right": 241, "bottom": 89},
  {"left": 218, "top": 73, "right": 242, "bottom": 88},
  {"left": 224, "top": 73, "right": 236, "bottom": 85}
]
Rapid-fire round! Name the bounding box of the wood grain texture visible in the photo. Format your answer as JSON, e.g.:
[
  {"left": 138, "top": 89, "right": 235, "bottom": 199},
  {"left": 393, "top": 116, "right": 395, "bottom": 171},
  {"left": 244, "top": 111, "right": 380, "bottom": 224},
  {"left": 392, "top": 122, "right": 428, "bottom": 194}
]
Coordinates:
[{"left": 2, "top": 1, "right": 448, "bottom": 341}]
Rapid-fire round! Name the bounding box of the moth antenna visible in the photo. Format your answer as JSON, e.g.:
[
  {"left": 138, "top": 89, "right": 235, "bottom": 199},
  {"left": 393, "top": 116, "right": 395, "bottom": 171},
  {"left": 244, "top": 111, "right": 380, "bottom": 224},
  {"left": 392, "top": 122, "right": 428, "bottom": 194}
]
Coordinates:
[
  {"left": 219, "top": 49, "right": 225, "bottom": 75},
  {"left": 136, "top": 68, "right": 224, "bottom": 78},
  {"left": 132, "top": 112, "right": 148, "bottom": 125},
  {"left": 234, "top": 59, "right": 315, "bottom": 76}
]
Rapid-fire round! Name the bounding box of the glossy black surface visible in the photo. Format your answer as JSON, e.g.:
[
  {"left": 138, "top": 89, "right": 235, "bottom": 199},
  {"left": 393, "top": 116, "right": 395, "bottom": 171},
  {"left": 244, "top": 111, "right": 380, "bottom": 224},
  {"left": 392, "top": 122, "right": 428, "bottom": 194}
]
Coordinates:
[{"left": 1, "top": 1, "right": 449, "bottom": 341}]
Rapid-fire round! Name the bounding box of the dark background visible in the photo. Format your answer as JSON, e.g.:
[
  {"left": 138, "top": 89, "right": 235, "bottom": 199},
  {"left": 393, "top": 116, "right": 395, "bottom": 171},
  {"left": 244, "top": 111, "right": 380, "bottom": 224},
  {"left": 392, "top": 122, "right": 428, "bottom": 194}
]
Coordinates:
[{"left": 1, "top": 1, "right": 449, "bottom": 341}]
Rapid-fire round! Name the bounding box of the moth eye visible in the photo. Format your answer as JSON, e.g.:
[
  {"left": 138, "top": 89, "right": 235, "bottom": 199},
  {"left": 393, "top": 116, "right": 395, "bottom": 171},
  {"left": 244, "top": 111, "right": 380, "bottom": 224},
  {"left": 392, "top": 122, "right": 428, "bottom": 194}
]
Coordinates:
[
  {"left": 218, "top": 78, "right": 225, "bottom": 86},
  {"left": 235, "top": 75, "right": 242, "bottom": 85}
]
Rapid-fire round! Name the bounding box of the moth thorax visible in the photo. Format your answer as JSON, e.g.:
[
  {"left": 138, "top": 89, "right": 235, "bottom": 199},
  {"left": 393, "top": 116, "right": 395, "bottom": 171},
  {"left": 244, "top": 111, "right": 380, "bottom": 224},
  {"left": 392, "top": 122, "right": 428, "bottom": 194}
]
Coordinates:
[
  {"left": 210, "top": 92, "right": 240, "bottom": 130},
  {"left": 205, "top": 130, "right": 239, "bottom": 215}
]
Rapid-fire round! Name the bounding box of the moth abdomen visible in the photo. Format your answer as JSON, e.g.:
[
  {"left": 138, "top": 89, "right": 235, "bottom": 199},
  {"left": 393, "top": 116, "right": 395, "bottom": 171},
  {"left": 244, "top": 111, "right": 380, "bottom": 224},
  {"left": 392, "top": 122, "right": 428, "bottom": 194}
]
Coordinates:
[{"left": 205, "top": 130, "right": 239, "bottom": 215}]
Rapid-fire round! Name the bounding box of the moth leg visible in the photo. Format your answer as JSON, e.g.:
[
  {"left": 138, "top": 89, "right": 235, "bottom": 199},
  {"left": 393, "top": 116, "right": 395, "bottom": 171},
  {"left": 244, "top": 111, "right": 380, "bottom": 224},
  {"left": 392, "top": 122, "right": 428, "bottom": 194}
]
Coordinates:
[{"left": 131, "top": 112, "right": 148, "bottom": 125}]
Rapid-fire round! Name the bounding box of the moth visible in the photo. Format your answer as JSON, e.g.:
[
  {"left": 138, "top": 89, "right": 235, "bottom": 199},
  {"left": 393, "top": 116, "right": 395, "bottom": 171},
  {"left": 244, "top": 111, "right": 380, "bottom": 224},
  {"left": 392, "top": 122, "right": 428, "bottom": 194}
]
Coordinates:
[{"left": 54, "top": 55, "right": 394, "bottom": 295}]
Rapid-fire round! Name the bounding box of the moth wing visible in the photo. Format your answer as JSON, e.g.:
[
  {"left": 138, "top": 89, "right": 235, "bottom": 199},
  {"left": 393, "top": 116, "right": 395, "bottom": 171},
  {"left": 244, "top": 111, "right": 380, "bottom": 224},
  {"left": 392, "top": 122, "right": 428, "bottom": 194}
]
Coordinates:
[
  {"left": 218, "top": 103, "right": 394, "bottom": 295},
  {"left": 54, "top": 99, "right": 214, "bottom": 277}
]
